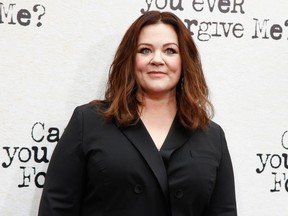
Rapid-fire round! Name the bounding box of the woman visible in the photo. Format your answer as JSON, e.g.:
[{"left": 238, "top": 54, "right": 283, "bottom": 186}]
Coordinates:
[{"left": 38, "top": 11, "right": 237, "bottom": 216}]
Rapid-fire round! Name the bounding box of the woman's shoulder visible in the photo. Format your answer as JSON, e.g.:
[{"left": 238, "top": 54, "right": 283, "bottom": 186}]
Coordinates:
[
  {"left": 68, "top": 102, "right": 114, "bottom": 131},
  {"left": 194, "top": 120, "right": 226, "bottom": 140},
  {"left": 207, "top": 121, "right": 224, "bottom": 132},
  {"left": 75, "top": 101, "right": 108, "bottom": 113},
  {"left": 70, "top": 101, "right": 108, "bottom": 121}
]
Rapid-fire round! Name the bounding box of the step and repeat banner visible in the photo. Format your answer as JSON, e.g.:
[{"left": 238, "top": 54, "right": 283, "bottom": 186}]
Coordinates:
[{"left": 0, "top": 0, "right": 287, "bottom": 215}]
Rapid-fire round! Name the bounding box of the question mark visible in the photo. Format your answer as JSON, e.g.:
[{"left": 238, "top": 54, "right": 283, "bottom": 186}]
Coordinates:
[{"left": 33, "top": 4, "right": 46, "bottom": 27}]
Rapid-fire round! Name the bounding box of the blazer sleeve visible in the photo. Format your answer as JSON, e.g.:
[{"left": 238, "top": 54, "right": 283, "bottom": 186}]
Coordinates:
[
  {"left": 207, "top": 127, "right": 237, "bottom": 216},
  {"left": 38, "top": 106, "right": 86, "bottom": 216}
]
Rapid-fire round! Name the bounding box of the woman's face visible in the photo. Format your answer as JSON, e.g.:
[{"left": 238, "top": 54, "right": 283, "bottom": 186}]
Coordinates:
[{"left": 134, "top": 22, "right": 182, "bottom": 98}]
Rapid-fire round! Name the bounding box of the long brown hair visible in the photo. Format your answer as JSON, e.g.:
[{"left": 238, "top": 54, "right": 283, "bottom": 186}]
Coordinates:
[{"left": 92, "top": 11, "right": 214, "bottom": 129}]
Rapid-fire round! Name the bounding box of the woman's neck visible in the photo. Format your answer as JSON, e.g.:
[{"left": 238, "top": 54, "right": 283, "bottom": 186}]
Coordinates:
[
  {"left": 136, "top": 91, "right": 177, "bottom": 150},
  {"left": 137, "top": 91, "right": 177, "bottom": 118}
]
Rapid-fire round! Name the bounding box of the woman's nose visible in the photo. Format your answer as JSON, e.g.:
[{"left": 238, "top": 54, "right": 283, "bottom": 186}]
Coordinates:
[{"left": 150, "top": 51, "right": 164, "bottom": 65}]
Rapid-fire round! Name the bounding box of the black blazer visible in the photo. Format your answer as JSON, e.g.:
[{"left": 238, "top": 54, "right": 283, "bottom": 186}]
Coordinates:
[{"left": 38, "top": 104, "right": 237, "bottom": 216}]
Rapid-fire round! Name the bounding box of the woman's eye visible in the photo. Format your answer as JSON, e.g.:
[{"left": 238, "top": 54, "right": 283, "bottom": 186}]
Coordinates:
[
  {"left": 139, "top": 48, "right": 151, "bottom": 55},
  {"left": 165, "top": 48, "right": 177, "bottom": 55}
]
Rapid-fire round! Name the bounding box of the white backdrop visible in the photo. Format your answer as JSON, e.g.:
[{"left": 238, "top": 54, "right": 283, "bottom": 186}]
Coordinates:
[{"left": 0, "top": 0, "right": 287, "bottom": 215}]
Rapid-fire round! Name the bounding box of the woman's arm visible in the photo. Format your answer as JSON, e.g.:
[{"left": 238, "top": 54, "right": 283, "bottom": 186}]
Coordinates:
[
  {"left": 38, "top": 107, "right": 86, "bottom": 216},
  {"left": 206, "top": 128, "right": 237, "bottom": 216}
]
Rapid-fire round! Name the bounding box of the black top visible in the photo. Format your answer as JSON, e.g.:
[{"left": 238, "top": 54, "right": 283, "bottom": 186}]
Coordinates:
[{"left": 38, "top": 103, "right": 237, "bottom": 216}]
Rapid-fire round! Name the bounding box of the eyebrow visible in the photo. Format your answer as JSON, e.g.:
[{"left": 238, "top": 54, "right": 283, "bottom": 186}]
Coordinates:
[{"left": 137, "top": 42, "right": 179, "bottom": 47}]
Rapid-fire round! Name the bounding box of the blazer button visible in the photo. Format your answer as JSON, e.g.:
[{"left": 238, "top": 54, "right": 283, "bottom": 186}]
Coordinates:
[
  {"left": 174, "top": 189, "right": 183, "bottom": 199},
  {"left": 134, "top": 184, "right": 144, "bottom": 194}
]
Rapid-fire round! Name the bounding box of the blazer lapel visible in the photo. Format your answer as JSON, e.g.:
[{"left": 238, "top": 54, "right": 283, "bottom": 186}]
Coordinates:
[
  {"left": 118, "top": 120, "right": 169, "bottom": 202},
  {"left": 160, "top": 117, "right": 193, "bottom": 166}
]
